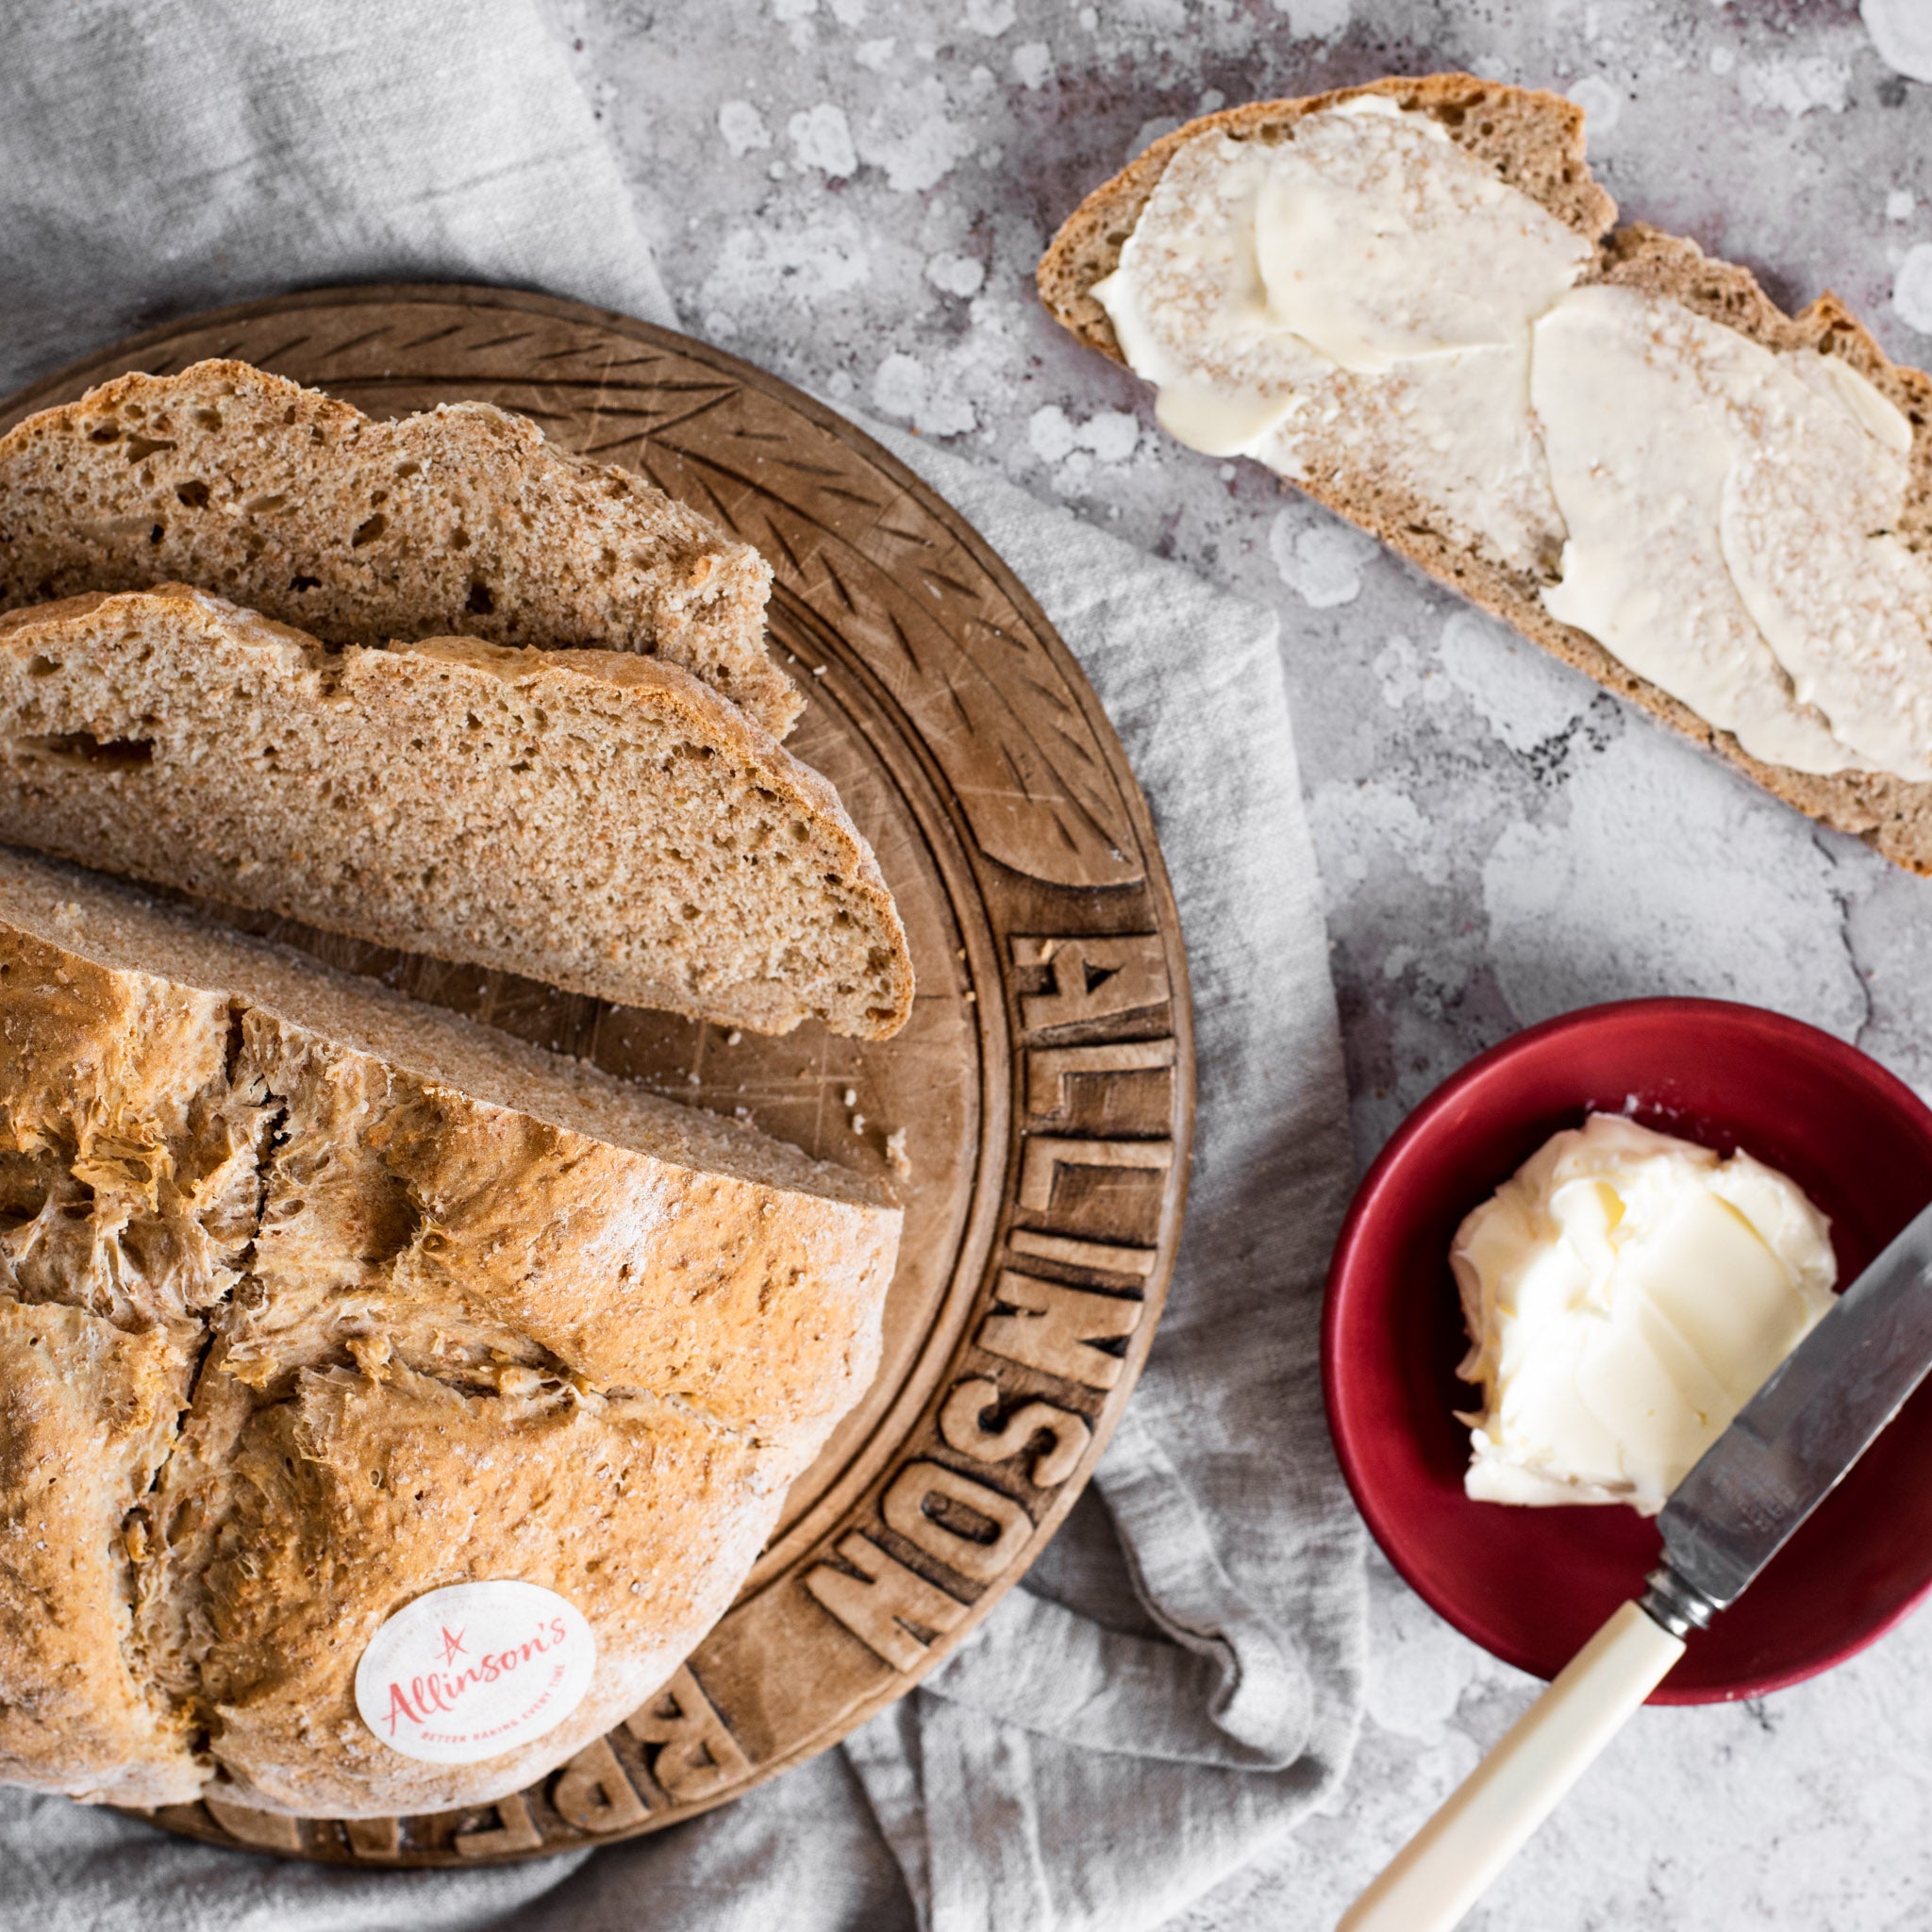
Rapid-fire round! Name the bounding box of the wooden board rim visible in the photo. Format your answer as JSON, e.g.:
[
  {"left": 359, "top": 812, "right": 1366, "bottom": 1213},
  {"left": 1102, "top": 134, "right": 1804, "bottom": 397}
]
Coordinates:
[{"left": 0, "top": 283, "right": 1197, "bottom": 1864}]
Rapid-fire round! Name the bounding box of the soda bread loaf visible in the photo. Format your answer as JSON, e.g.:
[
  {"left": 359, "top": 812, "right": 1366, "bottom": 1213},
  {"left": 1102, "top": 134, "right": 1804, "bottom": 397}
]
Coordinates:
[
  {"left": 1039, "top": 75, "right": 1932, "bottom": 873},
  {"left": 0, "top": 848, "right": 900, "bottom": 1818},
  {"left": 0, "top": 584, "right": 913, "bottom": 1039},
  {"left": 0, "top": 359, "right": 802, "bottom": 739}
]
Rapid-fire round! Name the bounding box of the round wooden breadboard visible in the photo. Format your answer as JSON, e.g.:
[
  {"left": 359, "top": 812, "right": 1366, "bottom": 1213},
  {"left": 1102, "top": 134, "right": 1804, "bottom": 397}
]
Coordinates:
[{"left": 0, "top": 286, "right": 1195, "bottom": 1866}]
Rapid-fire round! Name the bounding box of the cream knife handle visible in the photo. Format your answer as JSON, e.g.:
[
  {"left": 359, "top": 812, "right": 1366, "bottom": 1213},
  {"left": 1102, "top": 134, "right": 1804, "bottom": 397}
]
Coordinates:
[{"left": 1338, "top": 1600, "right": 1685, "bottom": 1932}]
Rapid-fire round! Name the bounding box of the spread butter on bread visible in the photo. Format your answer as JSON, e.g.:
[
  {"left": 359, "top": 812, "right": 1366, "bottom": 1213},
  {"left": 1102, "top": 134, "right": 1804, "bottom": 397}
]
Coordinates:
[{"left": 1040, "top": 75, "right": 1932, "bottom": 872}]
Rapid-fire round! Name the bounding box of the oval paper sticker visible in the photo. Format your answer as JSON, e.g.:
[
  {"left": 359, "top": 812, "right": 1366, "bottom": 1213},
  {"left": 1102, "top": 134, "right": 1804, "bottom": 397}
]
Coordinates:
[{"left": 355, "top": 1580, "right": 596, "bottom": 1764}]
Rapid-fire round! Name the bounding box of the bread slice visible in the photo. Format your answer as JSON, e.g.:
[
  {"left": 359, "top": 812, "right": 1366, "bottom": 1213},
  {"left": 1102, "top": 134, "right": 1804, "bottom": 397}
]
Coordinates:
[
  {"left": 1040, "top": 75, "right": 1932, "bottom": 873},
  {"left": 0, "top": 846, "right": 899, "bottom": 1816},
  {"left": 0, "top": 358, "right": 803, "bottom": 739},
  {"left": 0, "top": 584, "right": 913, "bottom": 1038}
]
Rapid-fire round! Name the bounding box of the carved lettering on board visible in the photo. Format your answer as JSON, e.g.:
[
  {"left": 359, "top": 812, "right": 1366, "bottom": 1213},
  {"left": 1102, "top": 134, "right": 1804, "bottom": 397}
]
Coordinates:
[
  {"left": 454, "top": 1792, "right": 543, "bottom": 1858},
  {"left": 1024, "top": 1039, "right": 1177, "bottom": 1122},
  {"left": 203, "top": 1797, "right": 302, "bottom": 1853},
  {"left": 1012, "top": 936, "right": 1169, "bottom": 1036},
  {"left": 882, "top": 1460, "right": 1033, "bottom": 1583},
  {"left": 551, "top": 1735, "right": 650, "bottom": 1834},
  {"left": 1018, "top": 1136, "right": 1174, "bottom": 1214},
  {"left": 1008, "top": 1226, "right": 1158, "bottom": 1279},
  {"left": 343, "top": 1814, "right": 403, "bottom": 1859},
  {"left": 940, "top": 1377, "right": 1092, "bottom": 1488},
  {"left": 804, "top": 1531, "right": 973, "bottom": 1670},
  {"left": 977, "top": 1272, "right": 1143, "bottom": 1390},
  {"left": 624, "top": 1662, "right": 752, "bottom": 1805}
]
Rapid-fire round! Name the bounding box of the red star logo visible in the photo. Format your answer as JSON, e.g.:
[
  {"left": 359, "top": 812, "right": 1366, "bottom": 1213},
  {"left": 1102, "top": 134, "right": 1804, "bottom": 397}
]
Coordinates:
[{"left": 438, "top": 1625, "right": 468, "bottom": 1666}]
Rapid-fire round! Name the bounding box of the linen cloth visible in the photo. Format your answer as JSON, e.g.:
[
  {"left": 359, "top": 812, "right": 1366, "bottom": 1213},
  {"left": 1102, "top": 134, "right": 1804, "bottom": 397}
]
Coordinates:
[{"left": 0, "top": 4, "right": 1368, "bottom": 1928}]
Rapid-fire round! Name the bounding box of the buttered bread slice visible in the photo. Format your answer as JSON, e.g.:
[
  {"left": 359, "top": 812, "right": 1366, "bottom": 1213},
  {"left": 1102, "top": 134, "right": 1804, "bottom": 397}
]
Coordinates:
[
  {"left": 0, "top": 848, "right": 899, "bottom": 1816},
  {"left": 1041, "top": 75, "right": 1932, "bottom": 873},
  {"left": 0, "top": 585, "right": 912, "bottom": 1037},
  {"left": 0, "top": 358, "right": 802, "bottom": 738}
]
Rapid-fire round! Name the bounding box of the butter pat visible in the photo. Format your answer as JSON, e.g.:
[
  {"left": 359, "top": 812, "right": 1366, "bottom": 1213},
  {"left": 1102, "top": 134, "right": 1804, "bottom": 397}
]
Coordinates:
[
  {"left": 1452, "top": 1114, "right": 1836, "bottom": 1514},
  {"left": 1091, "top": 96, "right": 1591, "bottom": 572},
  {"left": 1535, "top": 284, "right": 1932, "bottom": 779},
  {"left": 1250, "top": 96, "right": 1584, "bottom": 375}
]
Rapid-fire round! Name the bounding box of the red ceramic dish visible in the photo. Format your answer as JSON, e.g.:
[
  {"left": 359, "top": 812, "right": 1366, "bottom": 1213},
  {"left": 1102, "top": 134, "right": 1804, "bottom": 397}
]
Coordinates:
[{"left": 1324, "top": 997, "right": 1932, "bottom": 1704}]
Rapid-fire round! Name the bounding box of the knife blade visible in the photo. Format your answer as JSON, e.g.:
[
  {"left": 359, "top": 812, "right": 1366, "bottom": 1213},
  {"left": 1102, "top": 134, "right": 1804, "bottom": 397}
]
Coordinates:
[
  {"left": 1341, "top": 1194, "right": 1932, "bottom": 1932},
  {"left": 1648, "top": 1196, "right": 1932, "bottom": 1634}
]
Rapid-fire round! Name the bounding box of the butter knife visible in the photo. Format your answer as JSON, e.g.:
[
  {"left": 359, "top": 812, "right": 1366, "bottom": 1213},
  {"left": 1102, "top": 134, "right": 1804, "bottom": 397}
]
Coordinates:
[{"left": 1340, "top": 1195, "right": 1932, "bottom": 1932}]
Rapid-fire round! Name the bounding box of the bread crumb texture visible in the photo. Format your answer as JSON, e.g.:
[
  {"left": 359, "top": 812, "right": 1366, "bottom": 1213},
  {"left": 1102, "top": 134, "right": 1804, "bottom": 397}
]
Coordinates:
[
  {"left": 0, "top": 358, "right": 801, "bottom": 738},
  {"left": 0, "top": 849, "right": 899, "bottom": 1818},
  {"left": 1039, "top": 75, "right": 1932, "bottom": 872},
  {"left": 0, "top": 585, "right": 913, "bottom": 1038}
]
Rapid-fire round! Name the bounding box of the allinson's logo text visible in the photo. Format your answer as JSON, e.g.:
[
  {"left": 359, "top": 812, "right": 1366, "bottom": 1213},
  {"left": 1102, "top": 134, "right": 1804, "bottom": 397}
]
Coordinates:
[{"left": 355, "top": 1582, "right": 596, "bottom": 1765}]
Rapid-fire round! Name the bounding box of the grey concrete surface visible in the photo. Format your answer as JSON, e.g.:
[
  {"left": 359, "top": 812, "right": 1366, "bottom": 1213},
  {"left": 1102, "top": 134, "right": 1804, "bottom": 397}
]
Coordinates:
[{"left": 539, "top": 3, "right": 1932, "bottom": 1923}]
